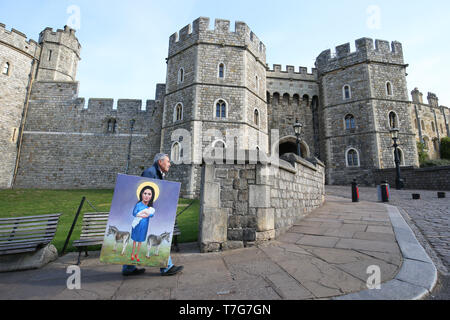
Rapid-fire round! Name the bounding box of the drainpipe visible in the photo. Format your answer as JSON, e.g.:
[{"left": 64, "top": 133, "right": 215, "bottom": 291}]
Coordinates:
[{"left": 12, "top": 57, "right": 38, "bottom": 188}]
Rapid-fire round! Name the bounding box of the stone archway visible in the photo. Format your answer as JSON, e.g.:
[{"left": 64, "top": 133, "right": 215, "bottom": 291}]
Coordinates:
[{"left": 276, "top": 135, "right": 310, "bottom": 158}]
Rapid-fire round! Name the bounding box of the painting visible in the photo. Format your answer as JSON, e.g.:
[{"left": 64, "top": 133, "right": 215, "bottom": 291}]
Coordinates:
[{"left": 100, "top": 174, "right": 181, "bottom": 268}]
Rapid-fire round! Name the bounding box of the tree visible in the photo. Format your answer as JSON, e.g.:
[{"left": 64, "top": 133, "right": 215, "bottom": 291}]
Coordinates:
[{"left": 441, "top": 137, "right": 450, "bottom": 160}]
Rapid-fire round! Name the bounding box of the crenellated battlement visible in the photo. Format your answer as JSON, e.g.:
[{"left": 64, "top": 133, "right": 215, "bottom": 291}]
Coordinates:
[
  {"left": 39, "top": 25, "right": 81, "bottom": 57},
  {"left": 168, "top": 17, "right": 266, "bottom": 63},
  {"left": 0, "top": 23, "right": 41, "bottom": 58},
  {"left": 315, "top": 38, "right": 404, "bottom": 74},
  {"left": 267, "top": 64, "right": 318, "bottom": 79},
  {"left": 77, "top": 98, "right": 157, "bottom": 113}
]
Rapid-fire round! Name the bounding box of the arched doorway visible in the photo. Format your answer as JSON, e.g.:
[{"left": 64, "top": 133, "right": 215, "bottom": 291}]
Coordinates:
[{"left": 276, "top": 136, "right": 310, "bottom": 158}]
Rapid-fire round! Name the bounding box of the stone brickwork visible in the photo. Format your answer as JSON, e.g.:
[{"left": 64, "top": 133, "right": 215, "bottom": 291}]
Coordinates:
[
  {"left": 14, "top": 81, "right": 164, "bottom": 189},
  {"left": 373, "top": 166, "right": 450, "bottom": 191},
  {"left": 199, "top": 151, "right": 325, "bottom": 252},
  {"left": 1, "top": 19, "right": 449, "bottom": 195}
]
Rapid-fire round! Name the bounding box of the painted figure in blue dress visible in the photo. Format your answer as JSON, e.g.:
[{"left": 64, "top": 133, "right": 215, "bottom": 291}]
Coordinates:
[{"left": 130, "top": 186, "right": 155, "bottom": 263}]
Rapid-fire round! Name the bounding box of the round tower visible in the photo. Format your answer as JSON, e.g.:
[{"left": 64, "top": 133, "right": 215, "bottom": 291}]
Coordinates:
[{"left": 36, "top": 25, "right": 81, "bottom": 81}]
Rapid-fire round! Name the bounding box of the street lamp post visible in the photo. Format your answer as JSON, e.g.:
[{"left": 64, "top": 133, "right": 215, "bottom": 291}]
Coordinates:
[
  {"left": 125, "top": 119, "right": 136, "bottom": 175},
  {"left": 390, "top": 128, "right": 404, "bottom": 190},
  {"left": 293, "top": 120, "right": 303, "bottom": 158}
]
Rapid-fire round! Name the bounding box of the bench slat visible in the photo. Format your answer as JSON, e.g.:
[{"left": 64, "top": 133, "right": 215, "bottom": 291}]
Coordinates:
[
  {"left": 0, "top": 214, "right": 62, "bottom": 222},
  {"left": 0, "top": 225, "right": 58, "bottom": 235},
  {"left": 80, "top": 233, "right": 106, "bottom": 238},
  {"left": 0, "top": 247, "right": 38, "bottom": 255},
  {"left": 0, "top": 220, "right": 60, "bottom": 230},
  {"left": 0, "top": 234, "right": 56, "bottom": 242},
  {"left": 0, "top": 238, "right": 53, "bottom": 247}
]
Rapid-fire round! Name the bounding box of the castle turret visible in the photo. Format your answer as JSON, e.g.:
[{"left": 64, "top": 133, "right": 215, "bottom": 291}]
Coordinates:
[
  {"left": 162, "top": 17, "right": 269, "bottom": 197},
  {"left": 36, "top": 25, "right": 81, "bottom": 81},
  {"left": 427, "top": 92, "right": 439, "bottom": 107},
  {"left": 411, "top": 88, "right": 424, "bottom": 104},
  {"left": 315, "top": 37, "right": 418, "bottom": 185}
]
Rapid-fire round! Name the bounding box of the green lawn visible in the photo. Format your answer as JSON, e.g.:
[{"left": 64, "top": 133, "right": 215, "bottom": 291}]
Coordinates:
[{"left": 0, "top": 189, "right": 199, "bottom": 254}]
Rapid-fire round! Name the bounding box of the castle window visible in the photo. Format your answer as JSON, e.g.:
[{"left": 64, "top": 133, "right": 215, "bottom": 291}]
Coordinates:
[
  {"left": 346, "top": 148, "right": 360, "bottom": 167},
  {"left": 431, "top": 121, "right": 436, "bottom": 133},
  {"left": 215, "top": 99, "right": 227, "bottom": 119},
  {"left": 173, "top": 103, "right": 183, "bottom": 122},
  {"left": 345, "top": 114, "right": 356, "bottom": 130},
  {"left": 48, "top": 50, "right": 53, "bottom": 61},
  {"left": 421, "top": 120, "right": 425, "bottom": 131},
  {"left": 389, "top": 111, "right": 399, "bottom": 129},
  {"left": 171, "top": 142, "right": 182, "bottom": 163},
  {"left": 393, "top": 148, "right": 405, "bottom": 166},
  {"left": 218, "top": 63, "right": 225, "bottom": 79},
  {"left": 256, "top": 75, "right": 259, "bottom": 91},
  {"left": 254, "top": 109, "right": 260, "bottom": 127},
  {"left": 414, "top": 118, "right": 418, "bottom": 129},
  {"left": 386, "top": 81, "right": 393, "bottom": 96},
  {"left": 178, "top": 68, "right": 184, "bottom": 84},
  {"left": 107, "top": 119, "right": 117, "bottom": 134},
  {"left": 2, "top": 62, "right": 10, "bottom": 75},
  {"left": 343, "top": 85, "right": 351, "bottom": 100}
]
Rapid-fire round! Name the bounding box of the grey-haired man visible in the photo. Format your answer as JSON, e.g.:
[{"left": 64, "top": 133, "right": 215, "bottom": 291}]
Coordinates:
[{"left": 122, "top": 153, "right": 184, "bottom": 276}]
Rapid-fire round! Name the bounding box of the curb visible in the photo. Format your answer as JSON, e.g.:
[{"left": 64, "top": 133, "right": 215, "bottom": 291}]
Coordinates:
[{"left": 334, "top": 204, "right": 438, "bottom": 300}]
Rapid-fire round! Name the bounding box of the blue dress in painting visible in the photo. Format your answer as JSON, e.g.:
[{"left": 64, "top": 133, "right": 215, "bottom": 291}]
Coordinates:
[{"left": 131, "top": 202, "right": 155, "bottom": 242}]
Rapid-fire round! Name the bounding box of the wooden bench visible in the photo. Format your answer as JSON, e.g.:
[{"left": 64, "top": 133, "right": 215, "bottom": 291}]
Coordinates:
[
  {"left": 0, "top": 214, "right": 62, "bottom": 256},
  {"left": 72, "top": 212, "right": 109, "bottom": 265}
]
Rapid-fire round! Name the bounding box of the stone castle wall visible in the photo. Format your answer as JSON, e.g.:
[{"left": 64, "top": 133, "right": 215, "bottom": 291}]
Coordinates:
[
  {"left": 373, "top": 166, "right": 450, "bottom": 191},
  {"left": 199, "top": 151, "right": 325, "bottom": 252},
  {"left": 14, "top": 81, "right": 164, "bottom": 189}
]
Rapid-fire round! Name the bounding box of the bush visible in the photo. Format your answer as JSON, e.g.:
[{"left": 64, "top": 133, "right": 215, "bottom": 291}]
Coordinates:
[
  {"left": 417, "top": 141, "right": 429, "bottom": 166},
  {"left": 441, "top": 137, "right": 450, "bottom": 160}
]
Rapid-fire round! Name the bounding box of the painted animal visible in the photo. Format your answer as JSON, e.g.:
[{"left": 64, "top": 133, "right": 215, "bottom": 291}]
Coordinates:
[
  {"left": 107, "top": 226, "right": 130, "bottom": 256},
  {"left": 146, "top": 232, "right": 171, "bottom": 258}
]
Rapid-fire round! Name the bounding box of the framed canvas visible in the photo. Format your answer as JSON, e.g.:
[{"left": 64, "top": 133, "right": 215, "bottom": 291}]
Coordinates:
[{"left": 100, "top": 174, "right": 181, "bottom": 268}]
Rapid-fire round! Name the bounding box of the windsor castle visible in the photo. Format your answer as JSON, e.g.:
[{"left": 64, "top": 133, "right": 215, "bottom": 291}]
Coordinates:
[{"left": 1, "top": 17, "right": 449, "bottom": 198}]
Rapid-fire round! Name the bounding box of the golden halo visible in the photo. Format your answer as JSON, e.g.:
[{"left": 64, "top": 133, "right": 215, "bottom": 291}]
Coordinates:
[{"left": 136, "top": 181, "right": 160, "bottom": 202}]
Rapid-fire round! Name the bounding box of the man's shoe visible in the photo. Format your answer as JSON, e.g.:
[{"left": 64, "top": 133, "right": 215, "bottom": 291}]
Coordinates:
[
  {"left": 161, "top": 265, "right": 184, "bottom": 276},
  {"left": 122, "top": 268, "right": 146, "bottom": 276}
]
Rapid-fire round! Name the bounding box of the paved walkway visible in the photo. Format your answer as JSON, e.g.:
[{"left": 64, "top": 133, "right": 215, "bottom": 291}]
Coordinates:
[{"left": 0, "top": 195, "right": 437, "bottom": 300}]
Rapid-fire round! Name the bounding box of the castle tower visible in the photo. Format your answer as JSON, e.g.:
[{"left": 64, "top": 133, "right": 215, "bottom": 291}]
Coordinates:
[
  {"left": 161, "top": 17, "right": 269, "bottom": 198},
  {"left": 315, "top": 38, "right": 419, "bottom": 185},
  {"left": 0, "top": 24, "right": 40, "bottom": 188},
  {"left": 36, "top": 25, "right": 81, "bottom": 81}
]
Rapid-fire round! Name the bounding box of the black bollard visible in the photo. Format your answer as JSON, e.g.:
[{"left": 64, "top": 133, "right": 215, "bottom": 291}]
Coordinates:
[
  {"left": 352, "top": 179, "right": 360, "bottom": 203},
  {"left": 380, "top": 181, "right": 389, "bottom": 203}
]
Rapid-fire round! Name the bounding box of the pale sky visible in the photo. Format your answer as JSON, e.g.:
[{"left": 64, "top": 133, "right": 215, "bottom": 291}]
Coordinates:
[{"left": 2, "top": 0, "right": 450, "bottom": 106}]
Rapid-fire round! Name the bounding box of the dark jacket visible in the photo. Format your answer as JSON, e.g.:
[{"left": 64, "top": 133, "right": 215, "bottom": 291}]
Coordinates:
[{"left": 141, "top": 162, "right": 164, "bottom": 180}]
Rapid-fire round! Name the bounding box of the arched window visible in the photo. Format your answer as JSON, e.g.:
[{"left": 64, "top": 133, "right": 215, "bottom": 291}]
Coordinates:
[
  {"left": 254, "top": 109, "right": 260, "bottom": 126},
  {"left": 293, "top": 94, "right": 300, "bottom": 106},
  {"left": 215, "top": 99, "right": 227, "bottom": 119},
  {"left": 431, "top": 121, "right": 436, "bottom": 133},
  {"left": 389, "top": 111, "right": 398, "bottom": 129},
  {"left": 393, "top": 148, "right": 405, "bottom": 166},
  {"left": 2, "top": 62, "right": 10, "bottom": 75},
  {"left": 346, "top": 148, "right": 360, "bottom": 167},
  {"left": 433, "top": 138, "right": 440, "bottom": 152},
  {"left": 273, "top": 93, "right": 280, "bottom": 106},
  {"left": 414, "top": 118, "right": 418, "bottom": 129},
  {"left": 303, "top": 94, "right": 310, "bottom": 106},
  {"left": 218, "top": 63, "right": 225, "bottom": 79},
  {"left": 171, "top": 142, "right": 181, "bottom": 162},
  {"left": 178, "top": 68, "right": 184, "bottom": 84},
  {"left": 343, "top": 85, "right": 351, "bottom": 100},
  {"left": 255, "top": 75, "right": 259, "bottom": 91},
  {"left": 345, "top": 114, "right": 356, "bottom": 130},
  {"left": 212, "top": 139, "right": 227, "bottom": 149},
  {"left": 421, "top": 120, "right": 425, "bottom": 131},
  {"left": 386, "top": 81, "right": 393, "bottom": 96},
  {"left": 173, "top": 103, "right": 183, "bottom": 122}
]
